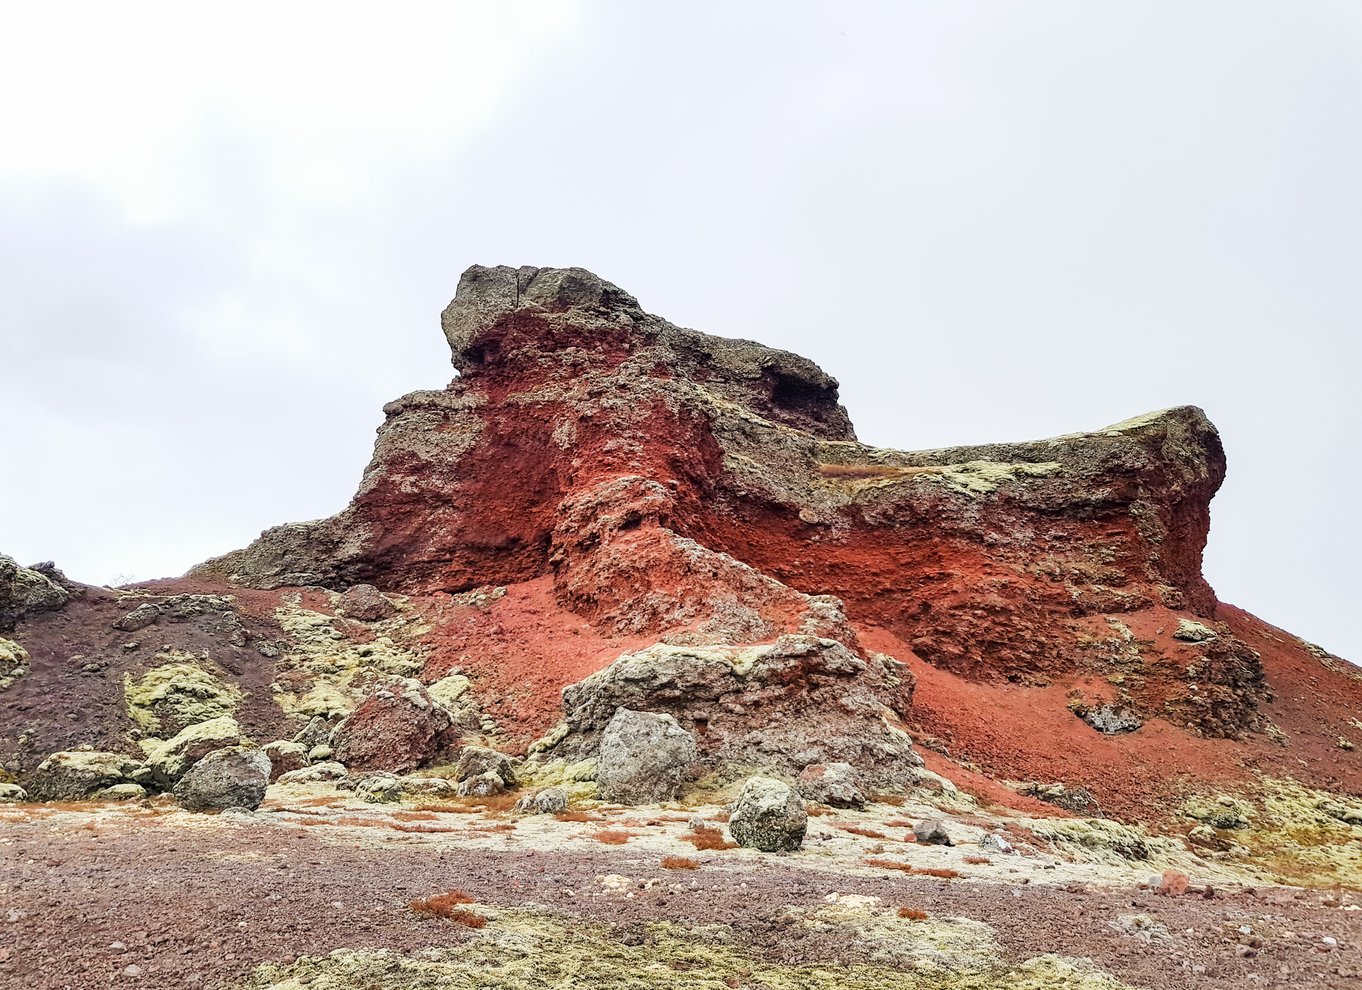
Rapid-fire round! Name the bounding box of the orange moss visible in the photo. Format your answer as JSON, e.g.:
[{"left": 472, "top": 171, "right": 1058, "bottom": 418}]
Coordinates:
[
  {"left": 682, "top": 825, "right": 738, "bottom": 851},
  {"left": 554, "top": 810, "right": 600, "bottom": 822},
  {"left": 410, "top": 890, "right": 486, "bottom": 927},
  {"left": 864, "top": 858, "right": 961, "bottom": 879},
  {"left": 898, "top": 907, "right": 929, "bottom": 920},
  {"left": 661, "top": 856, "right": 699, "bottom": 870},
  {"left": 838, "top": 824, "right": 888, "bottom": 839},
  {"left": 963, "top": 855, "right": 991, "bottom": 865},
  {"left": 592, "top": 829, "right": 635, "bottom": 845}
]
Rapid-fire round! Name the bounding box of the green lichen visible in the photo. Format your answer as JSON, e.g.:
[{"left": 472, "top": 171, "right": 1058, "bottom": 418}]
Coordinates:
[
  {"left": 917, "top": 461, "right": 1062, "bottom": 497},
  {"left": 1236, "top": 778, "right": 1362, "bottom": 887},
  {"left": 1179, "top": 793, "right": 1252, "bottom": 829},
  {"left": 234, "top": 907, "right": 1132, "bottom": 990},
  {"left": 124, "top": 656, "right": 242, "bottom": 736},
  {"left": 0, "top": 636, "right": 29, "bottom": 690},
  {"left": 517, "top": 757, "right": 599, "bottom": 801},
  {"left": 1026, "top": 818, "right": 1176, "bottom": 864}
]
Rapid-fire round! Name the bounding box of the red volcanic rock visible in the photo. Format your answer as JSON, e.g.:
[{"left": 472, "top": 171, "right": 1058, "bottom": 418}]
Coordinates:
[{"left": 330, "top": 677, "right": 458, "bottom": 774}]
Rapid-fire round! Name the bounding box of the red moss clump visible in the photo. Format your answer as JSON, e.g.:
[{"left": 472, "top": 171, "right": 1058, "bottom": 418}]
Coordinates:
[
  {"left": 592, "top": 829, "right": 634, "bottom": 845},
  {"left": 661, "top": 856, "right": 699, "bottom": 870},
  {"left": 864, "top": 858, "right": 961, "bottom": 879},
  {"left": 898, "top": 907, "right": 929, "bottom": 920},
  {"left": 963, "top": 855, "right": 991, "bottom": 865},
  {"left": 410, "top": 890, "right": 485, "bottom": 926},
  {"left": 838, "top": 824, "right": 888, "bottom": 839},
  {"left": 682, "top": 825, "right": 737, "bottom": 851},
  {"left": 554, "top": 810, "right": 599, "bottom": 822}
]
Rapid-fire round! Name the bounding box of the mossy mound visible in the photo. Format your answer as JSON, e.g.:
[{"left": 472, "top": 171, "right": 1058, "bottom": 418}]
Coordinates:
[
  {"left": 124, "top": 656, "right": 242, "bottom": 737},
  {"left": 0, "top": 636, "right": 29, "bottom": 690},
  {"left": 234, "top": 907, "right": 1131, "bottom": 990}
]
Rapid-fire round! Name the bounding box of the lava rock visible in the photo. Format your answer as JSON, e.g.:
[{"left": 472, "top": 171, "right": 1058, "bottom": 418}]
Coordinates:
[
  {"left": 596, "top": 708, "right": 697, "bottom": 804},
  {"left": 355, "top": 774, "right": 403, "bottom": 803},
  {"left": 331, "top": 677, "right": 458, "bottom": 773},
  {"left": 796, "top": 762, "right": 866, "bottom": 809},
  {"left": 336, "top": 584, "right": 398, "bottom": 622},
  {"left": 143, "top": 716, "right": 245, "bottom": 790},
  {"left": 276, "top": 761, "right": 347, "bottom": 785},
  {"left": 457, "top": 771, "right": 505, "bottom": 798},
  {"left": 0, "top": 554, "right": 69, "bottom": 633},
  {"left": 261, "top": 741, "right": 309, "bottom": 782},
  {"left": 913, "top": 818, "right": 953, "bottom": 846},
  {"left": 515, "top": 787, "right": 569, "bottom": 814},
  {"left": 453, "top": 745, "right": 518, "bottom": 787},
  {"left": 729, "top": 776, "right": 807, "bottom": 852},
  {"left": 26, "top": 750, "right": 143, "bottom": 801},
  {"left": 173, "top": 746, "right": 271, "bottom": 812}
]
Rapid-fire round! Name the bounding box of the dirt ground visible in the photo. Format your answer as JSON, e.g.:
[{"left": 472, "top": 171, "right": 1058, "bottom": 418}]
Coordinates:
[{"left": 2, "top": 797, "right": 1357, "bottom": 990}]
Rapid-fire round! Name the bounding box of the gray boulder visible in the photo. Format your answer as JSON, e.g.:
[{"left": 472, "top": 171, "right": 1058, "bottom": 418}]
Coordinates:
[
  {"left": 729, "top": 776, "right": 807, "bottom": 852},
  {"left": 515, "top": 787, "right": 569, "bottom": 815},
  {"left": 143, "top": 716, "right": 244, "bottom": 790},
  {"left": 453, "top": 745, "right": 518, "bottom": 787},
  {"left": 276, "top": 761, "right": 347, "bottom": 785},
  {"left": 355, "top": 774, "right": 403, "bottom": 803},
  {"left": 796, "top": 762, "right": 866, "bottom": 809},
  {"left": 914, "top": 818, "right": 953, "bottom": 846},
  {"left": 172, "top": 746, "right": 270, "bottom": 812},
  {"left": 596, "top": 708, "right": 697, "bottom": 804},
  {"left": 26, "top": 750, "right": 143, "bottom": 801},
  {"left": 336, "top": 584, "right": 398, "bottom": 622},
  {"left": 456, "top": 771, "right": 505, "bottom": 798}
]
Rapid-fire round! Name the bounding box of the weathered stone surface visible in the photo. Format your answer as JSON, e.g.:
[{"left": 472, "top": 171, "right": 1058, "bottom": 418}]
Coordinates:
[
  {"left": 596, "top": 708, "right": 697, "bottom": 805},
  {"left": 173, "top": 746, "right": 270, "bottom": 812},
  {"left": 0, "top": 636, "right": 29, "bottom": 690},
  {"left": 355, "top": 774, "right": 402, "bottom": 803},
  {"left": 0, "top": 555, "right": 69, "bottom": 632},
  {"left": 560, "top": 637, "right": 918, "bottom": 789},
  {"left": 796, "top": 762, "right": 866, "bottom": 809},
  {"left": 453, "top": 746, "right": 518, "bottom": 787},
  {"left": 729, "top": 776, "right": 807, "bottom": 852},
  {"left": 276, "top": 761, "right": 347, "bottom": 785},
  {"left": 456, "top": 770, "right": 505, "bottom": 798},
  {"left": 336, "top": 584, "right": 398, "bottom": 622},
  {"left": 914, "top": 818, "right": 953, "bottom": 846},
  {"left": 142, "top": 716, "right": 244, "bottom": 790},
  {"left": 26, "top": 750, "right": 143, "bottom": 801},
  {"left": 331, "top": 677, "right": 457, "bottom": 774},
  {"left": 0, "top": 782, "right": 26, "bottom": 802},
  {"left": 261, "top": 741, "right": 309, "bottom": 782},
  {"left": 515, "top": 786, "right": 568, "bottom": 814}
]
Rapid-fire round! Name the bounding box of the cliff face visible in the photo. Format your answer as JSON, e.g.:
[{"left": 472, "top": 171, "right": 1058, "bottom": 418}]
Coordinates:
[{"left": 4, "top": 266, "right": 1359, "bottom": 819}]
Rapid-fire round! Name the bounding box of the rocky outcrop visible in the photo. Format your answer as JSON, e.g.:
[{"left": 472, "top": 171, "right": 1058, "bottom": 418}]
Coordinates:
[
  {"left": 557, "top": 637, "right": 919, "bottom": 788},
  {"left": 729, "top": 776, "right": 807, "bottom": 852},
  {"left": 172, "top": 746, "right": 270, "bottom": 812},
  {"left": 26, "top": 750, "right": 143, "bottom": 801},
  {"left": 595, "top": 709, "right": 698, "bottom": 805},
  {"left": 0, "top": 556, "right": 70, "bottom": 632},
  {"left": 143, "top": 716, "right": 244, "bottom": 790},
  {"left": 330, "top": 677, "right": 458, "bottom": 773}
]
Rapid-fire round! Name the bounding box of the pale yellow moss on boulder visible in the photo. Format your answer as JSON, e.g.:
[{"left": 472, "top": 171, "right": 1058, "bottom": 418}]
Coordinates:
[{"left": 124, "top": 656, "right": 242, "bottom": 736}]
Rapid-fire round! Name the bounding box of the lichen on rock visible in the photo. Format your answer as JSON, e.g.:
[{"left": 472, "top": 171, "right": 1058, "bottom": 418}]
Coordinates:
[{"left": 124, "top": 655, "right": 243, "bottom": 737}]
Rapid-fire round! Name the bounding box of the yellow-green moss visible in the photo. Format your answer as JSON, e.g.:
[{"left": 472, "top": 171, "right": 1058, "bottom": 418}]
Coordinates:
[
  {"left": 1179, "top": 793, "right": 1252, "bottom": 829},
  {"left": 517, "top": 757, "right": 599, "bottom": 801},
  {"left": 233, "top": 907, "right": 1132, "bottom": 990},
  {"left": 124, "top": 656, "right": 242, "bottom": 736},
  {"left": 0, "top": 636, "right": 29, "bottom": 690}
]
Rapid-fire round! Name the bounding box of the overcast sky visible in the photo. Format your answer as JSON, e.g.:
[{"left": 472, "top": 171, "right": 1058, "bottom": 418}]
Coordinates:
[{"left": 2, "top": 2, "right": 1359, "bottom": 662}]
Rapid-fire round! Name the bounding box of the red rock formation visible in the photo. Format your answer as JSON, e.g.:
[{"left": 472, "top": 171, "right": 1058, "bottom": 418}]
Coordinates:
[{"left": 4, "top": 265, "right": 1360, "bottom": 819}]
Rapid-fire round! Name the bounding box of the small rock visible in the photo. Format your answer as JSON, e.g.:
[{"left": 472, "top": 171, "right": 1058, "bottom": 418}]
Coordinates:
[
  {"left": 1173, "top": 619, "right": 1218, "bottom": 643},
  {"left": 261, "top": 741, "right": 309, "bottom": 782},
  {"left": 979, "top": 832, "right": 1014, "bottom": 855},
  {"left": 0, "top": 783, "right": 26, "bottom": 803},
  {"left": 308, "top": 745, "right": 333, "bottom": 762},
  {"left": 453, "top": 745, "right": 518, "bottom": 787},
  {"left": 354, "top": 774, "right": 403, "bottom": 803},
  {"left": 276, "top": 762, "right": 346, "bottom": 785},
  {"left": 913, "top": 818, "right": 953, "bottom": 846},
  {"left": 729, "top": 776, "right": 806, "bottom": 852},
  {"left": 122, "top": 964, "right": 143, "bottom": 978},
  {"left": 456, "top": 771, "right": 505, "bottom": 798},
  {"left": 1156, "top": 869, "right": 1190, "bottom": 896},
  {"left": 515, "top": 787, "right": 569, "bottom": 814}
]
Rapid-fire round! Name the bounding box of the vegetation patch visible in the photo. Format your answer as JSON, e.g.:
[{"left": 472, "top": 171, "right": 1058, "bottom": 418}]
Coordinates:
[{"left": 124, "top": 656, "right": 242, "bottom": 736}]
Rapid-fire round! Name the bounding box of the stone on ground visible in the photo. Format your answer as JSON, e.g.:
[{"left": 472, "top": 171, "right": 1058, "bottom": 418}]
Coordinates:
[
  {"left": 596, "top": 708, "right": 697, "bottom": 805},
  {"left": 172, "top": 746, "right": 270, "bottom": 812},
  {"left": 729, "top": 776, "right": 807, "bottom": 852}
]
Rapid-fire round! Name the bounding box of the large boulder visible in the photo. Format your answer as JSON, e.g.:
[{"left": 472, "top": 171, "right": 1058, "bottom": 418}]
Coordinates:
[
  {"left": 142, "top": 715, "right": 244, "bottom": 790},
  {"left": 729, "top": 776, "right": 807, "bottom": 852},
  {"left": 331, "top": 677, "right": 457, "bottom": 773},
  {"left": 596, "top": 708, "right": 697, "bottom": 805},
  {"left": 0, "top": 555, "right": 70, "bottom": 632},
  {"left": 173, "top": 746, "right": 271, "bottom": 812},
  {"left": 336, "top": 584, "right": 398, "bottom": 622},
  {"left": 453, "top": 745, "right": 518, "bottom": 788},
  {"left": 796, "top": 762, "right": 866, "bottom": 809},
  {"left": 515, "top": 787, "right": 568, "bottom": 815},
  {"left": 25, "top": 750, "right": 142, "bottom": 801},
  {"left": 261, "top": 741, "right": 309, "bottom": 782}
]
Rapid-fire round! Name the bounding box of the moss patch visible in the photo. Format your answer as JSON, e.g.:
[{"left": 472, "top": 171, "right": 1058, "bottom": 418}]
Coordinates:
[
  {"left": 124, "top": 656, "right": 242, "bottom": 737},
  {"left": 0, "top": 636, "right": 29, "bottom": 690},
  {"left": 234, "top": 907, "right": 1131, "bottom": 990}
]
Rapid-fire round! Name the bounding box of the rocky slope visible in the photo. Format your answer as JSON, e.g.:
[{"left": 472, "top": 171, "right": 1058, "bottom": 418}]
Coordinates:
[{"left": 2, "top": 264, "right": 1359, "bottom": 818}]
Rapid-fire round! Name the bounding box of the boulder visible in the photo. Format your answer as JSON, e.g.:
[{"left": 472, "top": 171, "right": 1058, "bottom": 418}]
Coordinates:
[
  {"left": 292, "top": 716, "right": 334, "bottom": 749},
  {"left": 26, "top": 750, "right": 143, "bottom": 801},
  {"left": 914, "top": 818, "right": 953, "bottom": 846},
  {"left": 596, "top": 708, "right": 697, "bottom": 805},
  {"left": 336, "top": 584, "right": 398, "bottom": 622},
  {"left": 331, "top": 677, "right": 457, "bottom": 773},
  {"left": 456, "top": 771, "right": 505, "bottom": 798},
  {"left": 796, "top": 762, "right": 866, "bottom": 809},
  {"left": 143, "top": 715, "right": 244, "bottom": 790},
  {"left": 276, "top": 761, "right": 347, "bottom": 785},
  {"left": 261, "top": 741, "right": 309, "bottom": 781},
  {"left": 515, "top": 787, "right": 568, "bottom": 815},
  {"left": 95, "top": 783, "right": 148, "bottom": 801},
  {"left": 979, "top": 832, "right": 1015, "bottom": 855},
  {"left": 399, "top": 776, "right": 461, "bottom": 798},
  {"left": 0, "top": 783, "right": 27, "bottom": 803},
  {"left": 172, "top": 746, "right": 271, "bottom": 812},
  {"left": 355, "top": 774, "right": 403, "bottom": 803},
  {"left": 729, "top": 776, "right": 807, "bottom": 852},
  {"left": 453, "top": 745, "right": 518, "bottom": 787},
  {"left": 0, "top": 636, "right": 29, "bottom": 690}
]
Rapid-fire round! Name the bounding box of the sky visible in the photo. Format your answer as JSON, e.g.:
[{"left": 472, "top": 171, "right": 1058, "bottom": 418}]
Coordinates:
[{"left": 1, "top": 2, "right": 1359, "bottom": 662}]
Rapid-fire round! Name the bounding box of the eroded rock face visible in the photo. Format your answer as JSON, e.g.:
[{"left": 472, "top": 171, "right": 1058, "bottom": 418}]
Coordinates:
[
  {"left": 330, "top": 677, "right": 458, "bottom": 774},
  {"left": 0, "top": 555, "right": 70, "bottom": 632},
  {"left": 559, "top": 637, "right": 919, "bottom": 789}
]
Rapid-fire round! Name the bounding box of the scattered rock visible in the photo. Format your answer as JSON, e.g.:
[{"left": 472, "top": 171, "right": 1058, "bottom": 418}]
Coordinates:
[
  {"left": 1019, "top": 781, "right": 1098, "bottom": 815},
  {"left": 336, "top": 584, "right": 398, "bottom": 622},
  {"left": 172, "top": 746, "right": 271, "bottom": 812},
  {"left": 1076, "top": 702, "right": 1143, "bottom": 735},
  {"left": 729, "top": 776, "right": 807, "bottom": 852},
  {"left": 913, "top": 818, "right": 953, "bottom": 846},
  {"left": 113, "top": 602, "right": 161, "bottom": 632},
  {"left": 0, "top": 636, "right": 29, "bottom": 690},
  {"left": 355, "top": 774, "right": 403, "bottom": 803},
  {"left": 292, "top": 716, "right": 334, "bottom": 749},
  {"left": 1111, "top": 914, "right": 1171, "bottom": 943},
  {"left": 515, "top": 787, "right": 569, "bottom": 814},
  {"left": 596, "top": 708, "right": 697, "bottom": 805},
  {"left": 1155, "top": 870, "right": 1190, "bottom": 896},
  {"left": 331, "top": 677, "right": 458, "bottom": 773},
  {"left": 796, "top": 762, "right": 866, "bottom": 809},
  {"left": 979, "top": 832, "right": 1015, "bottom": 855},
  {"left": 261, "top": 741, "right": 309, "bottom": 782},
  {"left": 94, "top": 783, "right": 148, "bottom": 801},
  {"left": 276, "top": 762, "right": 347, "bottom": 785},
  {"left": 1174, "top": 619, "right": 1218, "bottom": 643},
  {"left": 26, "top": 750, "right": 143, "bottom": 801}
]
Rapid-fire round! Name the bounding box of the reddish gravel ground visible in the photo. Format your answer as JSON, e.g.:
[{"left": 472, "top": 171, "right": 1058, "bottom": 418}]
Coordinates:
[{"left": 2, "top": 813, "right": 1358, "bottom": 990}]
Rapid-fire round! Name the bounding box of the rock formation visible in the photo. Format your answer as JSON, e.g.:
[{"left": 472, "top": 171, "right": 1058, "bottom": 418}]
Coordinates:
[{"left": 1, "top": 265, "right": 1359, "bottom": 822}]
